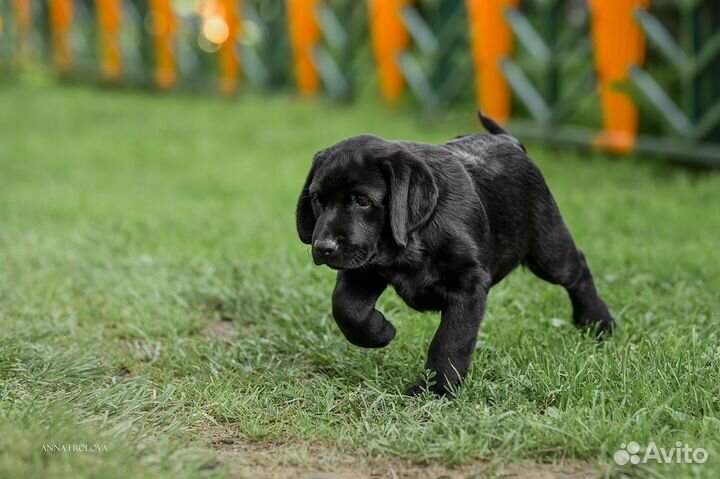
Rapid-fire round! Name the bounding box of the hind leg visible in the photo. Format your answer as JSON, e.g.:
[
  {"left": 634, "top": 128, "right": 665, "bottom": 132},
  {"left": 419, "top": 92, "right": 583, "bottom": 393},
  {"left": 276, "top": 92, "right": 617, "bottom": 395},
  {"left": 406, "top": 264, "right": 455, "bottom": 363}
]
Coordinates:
[{"left": 525, "top": 218, "right": 614, "bottom": 336}]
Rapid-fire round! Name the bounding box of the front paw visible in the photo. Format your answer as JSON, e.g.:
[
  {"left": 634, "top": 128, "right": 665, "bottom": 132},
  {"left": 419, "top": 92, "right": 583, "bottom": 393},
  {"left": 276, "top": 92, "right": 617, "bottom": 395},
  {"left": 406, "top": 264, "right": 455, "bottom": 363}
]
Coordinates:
[
  {"left": 404, "top": 378, "right": 454, "bottom": 397},
  {"left": 343, "top": 318, "right": 396, "bottom": 349}
]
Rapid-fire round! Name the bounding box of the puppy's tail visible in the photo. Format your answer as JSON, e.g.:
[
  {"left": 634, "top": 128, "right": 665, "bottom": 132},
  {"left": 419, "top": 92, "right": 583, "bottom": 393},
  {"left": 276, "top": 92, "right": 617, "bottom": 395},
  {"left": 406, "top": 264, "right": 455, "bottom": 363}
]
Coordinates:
[
  {"left": 477, "top": 111, "right": 526, "bottom": 152},
  {"left": 477, "top": 111, "right": 508, "bottom": 135}
]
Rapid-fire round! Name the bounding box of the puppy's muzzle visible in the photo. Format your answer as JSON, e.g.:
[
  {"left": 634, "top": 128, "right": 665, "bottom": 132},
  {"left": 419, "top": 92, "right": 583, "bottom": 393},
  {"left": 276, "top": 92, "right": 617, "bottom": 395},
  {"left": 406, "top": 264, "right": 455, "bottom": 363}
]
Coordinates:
[{"left": 312, "top": 238, "right": 338, "bottom": 265}]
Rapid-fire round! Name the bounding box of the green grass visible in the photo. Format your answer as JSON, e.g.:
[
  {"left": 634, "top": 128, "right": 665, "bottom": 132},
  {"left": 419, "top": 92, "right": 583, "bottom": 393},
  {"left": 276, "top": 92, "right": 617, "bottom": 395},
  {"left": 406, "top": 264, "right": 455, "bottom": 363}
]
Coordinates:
[{"left": 1, "top": 82, "right": 720, "bottom": 478}]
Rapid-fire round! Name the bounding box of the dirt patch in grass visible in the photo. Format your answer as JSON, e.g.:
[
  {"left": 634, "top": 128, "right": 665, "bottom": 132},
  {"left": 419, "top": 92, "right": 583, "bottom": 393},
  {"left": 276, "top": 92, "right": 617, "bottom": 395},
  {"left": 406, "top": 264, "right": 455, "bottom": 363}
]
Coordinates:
[
  {"left": 199, "top": 296, "right": 256, "bottom": 344},
  {"left": 201, "top": 320, "right": 238, "bottom": 344},
  {"left": 205, "top": 433, "right": 601, "bottom": 479}
]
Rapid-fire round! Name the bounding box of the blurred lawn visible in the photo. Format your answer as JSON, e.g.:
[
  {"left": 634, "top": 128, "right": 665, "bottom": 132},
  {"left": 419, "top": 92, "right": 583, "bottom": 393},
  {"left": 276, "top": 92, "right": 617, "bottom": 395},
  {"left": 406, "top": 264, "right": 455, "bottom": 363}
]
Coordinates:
[{"left": 1, "top": 83, "right": 720, "bottom": 478}]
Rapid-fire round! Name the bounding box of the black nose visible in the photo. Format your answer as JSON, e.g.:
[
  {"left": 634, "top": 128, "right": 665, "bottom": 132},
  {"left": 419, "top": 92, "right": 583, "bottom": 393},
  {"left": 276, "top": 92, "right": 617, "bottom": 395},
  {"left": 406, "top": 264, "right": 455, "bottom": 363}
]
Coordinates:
[{"left": 313, "top": 239, "right": 338, "bottom": 255}]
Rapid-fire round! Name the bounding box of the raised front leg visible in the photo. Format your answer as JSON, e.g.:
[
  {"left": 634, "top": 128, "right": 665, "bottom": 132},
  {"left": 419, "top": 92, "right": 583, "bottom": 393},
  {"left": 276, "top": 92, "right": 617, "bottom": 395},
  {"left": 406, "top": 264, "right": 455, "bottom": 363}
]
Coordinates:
[
  {"left": 332, "top": 269, "right": 395, "bottom": 348},
  {"left": 406, "top": 286, "right": 488, "bottom": 397}
]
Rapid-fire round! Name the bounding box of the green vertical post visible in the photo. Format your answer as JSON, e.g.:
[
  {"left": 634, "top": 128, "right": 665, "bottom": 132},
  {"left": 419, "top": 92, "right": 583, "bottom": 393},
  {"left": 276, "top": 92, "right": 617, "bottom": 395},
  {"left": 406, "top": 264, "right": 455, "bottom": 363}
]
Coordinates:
[
  {"left": 679, "top": 2, "right": 698, "bottom": 125},
  {"left": 542, "top": 0, "right": 560, "bottom": 109},
  {"left": 256, "top": 0, "right": 290, "bottom": 89},
  {"left": 129, "top": 0, "right": 154, "bottom": 85},
  {"left": 0, "top": 0, "right": 10, "bottom": 70},
  {"left": 700, "top": 2, "right": 720, "bottom": 141}
]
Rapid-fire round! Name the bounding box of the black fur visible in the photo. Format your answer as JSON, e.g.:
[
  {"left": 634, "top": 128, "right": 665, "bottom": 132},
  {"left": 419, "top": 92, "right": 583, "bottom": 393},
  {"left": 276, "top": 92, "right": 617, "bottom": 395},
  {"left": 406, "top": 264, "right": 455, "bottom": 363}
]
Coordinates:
[{"left": 296, "top": 114, "right": 614, "bottom": 396}]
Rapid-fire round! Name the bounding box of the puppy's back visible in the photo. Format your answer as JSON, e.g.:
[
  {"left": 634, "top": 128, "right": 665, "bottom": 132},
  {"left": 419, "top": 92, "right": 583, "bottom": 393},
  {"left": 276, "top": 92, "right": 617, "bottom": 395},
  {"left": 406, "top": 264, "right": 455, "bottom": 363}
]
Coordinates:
[{"left": 443, "top": 132, "right": 530, "bottom": 178}]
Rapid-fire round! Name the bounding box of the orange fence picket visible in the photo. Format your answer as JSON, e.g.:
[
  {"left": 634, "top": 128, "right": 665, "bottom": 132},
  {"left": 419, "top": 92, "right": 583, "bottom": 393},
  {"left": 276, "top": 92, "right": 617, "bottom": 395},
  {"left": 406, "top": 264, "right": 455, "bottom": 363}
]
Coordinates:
[
  {"left": 148, "top": 0, "right": 176, "bottom": 89},
  {"left": 12, "top": 0, "right": 31, "bottom": 38},
  {"left": 368, "top": 0, "right": 411, "bottom": 104},
  {"left": 589, "top": 0, "right": 650, "bottom": 153},
  {"left": 200, "top": 0, "right": 242, "bottom": 94},
  {"left": 49, "top": 0, "right": 73, "bottom": 73},
  {"left": 466, "top": 0, "right": 519, "bottom": 124},
  {"left": 96, "top": 0, "right": 122, "bottom": 82},
  {"left": 287, "top": 0, "right": 321, "bottom": 97},
  {"left": 216, "top": 0, "right": 241, "bottom": 94},
  {"left": 11, "top": 0, "right": 32, "bottom": 60}
]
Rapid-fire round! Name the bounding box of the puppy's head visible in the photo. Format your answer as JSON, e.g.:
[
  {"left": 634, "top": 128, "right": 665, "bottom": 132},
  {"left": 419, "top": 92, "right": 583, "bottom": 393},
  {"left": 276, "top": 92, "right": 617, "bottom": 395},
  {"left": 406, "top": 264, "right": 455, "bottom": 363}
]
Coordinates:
[{"left": 296, "top": 135, "right": 438, "bottom": 270}]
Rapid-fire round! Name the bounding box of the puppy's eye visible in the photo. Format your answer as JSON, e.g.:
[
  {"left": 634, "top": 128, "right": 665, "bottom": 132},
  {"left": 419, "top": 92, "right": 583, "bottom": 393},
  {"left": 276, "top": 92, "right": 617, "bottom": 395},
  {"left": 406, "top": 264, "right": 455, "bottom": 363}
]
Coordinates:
[
  {"left": 354, "top": 196, "right": 371, "bottom": 208},
  {"left": 311, "top": 194, "right": 322, "bottom": 206}
]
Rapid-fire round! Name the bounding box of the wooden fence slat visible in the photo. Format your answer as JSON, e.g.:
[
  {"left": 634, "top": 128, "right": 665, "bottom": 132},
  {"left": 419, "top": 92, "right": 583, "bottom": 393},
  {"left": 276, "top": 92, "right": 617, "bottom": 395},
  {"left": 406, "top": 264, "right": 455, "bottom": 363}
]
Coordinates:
[
  {"left": 287, "top": 0, "right": 321, "bottom": 97},
  {"left": 97, "top": 0, "right": 122, "bottom": 82},
  {"left": 217, "top": 0, "right": 241, "bottom": 94},
  {"left": 11, "top": 0, "right": 32, "bottom": 62},
  {"left": 149, "top": 0, "right": 176, "bottom": 89},
  {"left": 49, "top": 0, "right": 73, "bottom": 73},
  {"left": 466, "top": 0, "right": 519, "bottom": 123},
  {"left": 589, "top": 0, "right": 650, "bottom": 153},
  {"left": 368, "top": 0, "right": 410, "bottom": 104}
]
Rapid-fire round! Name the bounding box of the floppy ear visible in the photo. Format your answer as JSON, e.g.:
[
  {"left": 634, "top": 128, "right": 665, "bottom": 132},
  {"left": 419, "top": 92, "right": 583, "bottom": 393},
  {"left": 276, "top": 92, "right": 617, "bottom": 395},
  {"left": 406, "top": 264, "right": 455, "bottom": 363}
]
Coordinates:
[
  {"left": 296, "top": 163, "right": 317, "bottom": 244},
  {"left": 380, "top": 147, "right": 439, "bottom": 247}
]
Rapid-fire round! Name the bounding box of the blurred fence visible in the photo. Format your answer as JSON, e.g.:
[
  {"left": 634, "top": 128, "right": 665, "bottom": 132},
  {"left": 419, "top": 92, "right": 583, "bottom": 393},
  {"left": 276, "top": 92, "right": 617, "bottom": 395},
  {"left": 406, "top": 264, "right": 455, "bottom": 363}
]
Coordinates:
[{"left": 1, "top": 0, "right": 719, "bottom": 165}]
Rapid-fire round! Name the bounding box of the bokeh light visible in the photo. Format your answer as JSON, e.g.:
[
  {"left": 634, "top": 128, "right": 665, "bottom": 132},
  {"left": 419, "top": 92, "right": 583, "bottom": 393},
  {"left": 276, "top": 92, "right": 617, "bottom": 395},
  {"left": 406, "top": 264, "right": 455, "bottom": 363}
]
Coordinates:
[
  {"left": 197, "top": 32, "right": 221, "bottom": 53},
  {"left": 203, "top": 16, "right": 229, "bottom": 44}
]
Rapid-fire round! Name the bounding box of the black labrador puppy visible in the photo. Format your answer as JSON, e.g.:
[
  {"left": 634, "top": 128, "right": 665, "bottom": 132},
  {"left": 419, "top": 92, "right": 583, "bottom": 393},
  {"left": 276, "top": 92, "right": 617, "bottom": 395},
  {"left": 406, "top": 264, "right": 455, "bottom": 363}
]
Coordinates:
[{"left": 296, "top": 114, "right": 614, "bottom": 396}]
